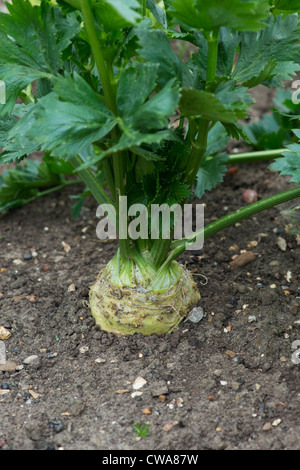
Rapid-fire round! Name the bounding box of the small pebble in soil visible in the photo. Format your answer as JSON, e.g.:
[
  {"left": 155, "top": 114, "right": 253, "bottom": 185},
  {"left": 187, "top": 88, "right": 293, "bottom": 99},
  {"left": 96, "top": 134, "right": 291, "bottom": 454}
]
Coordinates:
[
  {"left": 132, "top": 376, "right": 147, "bottom": 390},
  {"left": 185, "top": 307, "right": 204, "bottom": 323},
  {"left": 248, "top": 315, "right": 257, "bottom": 323},
  {"left": 49, "top": 419, "right": 64, "bottom": 434},
  {"left": 262, "top": 422, "right": 272, "bottom": 431},
  {"left": 242, "top": 189, "right": 258, "bottom": 203},
  {"left": 0, "top": 327, "right": 11, "bottom": 340},
  {"left": 46, "top": 353, "right": 57, "bottom": 359},
  {"left": 62, "top": 241, "right": 71, "bottom": 253},
  {"left": 1, "top": 383, "right": 10, "bottom": 390},
  {"left": 23, "top": 253, "right": 33, "bottom": 261},
  {"left": 151, "top": 382, "right": 169, "bottom": 397},
  {"left": 277, "top": 237, "right": 287, "bottom": 252},
  {"left": 176, "top": 398, "right": 184, "bottom": 408},
  {"left": 131, "top": 391, "right": 143, "bottom": 398},
  {"left": 94, "top": 358, "right": 106, "bottom": 363},
  {"left": 231, "top": 382, "right": 240, "bottom": 391},
  {"left": 22, "top": 355, "right": 39, "bottom": 365},
  {"left": 12, "top": 259, "right": 23, "bottom": 265},
  {"left": 163, "top": 421, "right": 179, "bottom": 432},
  {"left": 229, "top": 251, "right": 255, "bottom": 269}
]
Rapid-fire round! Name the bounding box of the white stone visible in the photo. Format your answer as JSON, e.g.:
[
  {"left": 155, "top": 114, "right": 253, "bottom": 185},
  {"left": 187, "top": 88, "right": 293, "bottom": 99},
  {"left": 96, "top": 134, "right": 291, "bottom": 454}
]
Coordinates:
[
  {"left": 0, "top": 341, "right": 6, "bottom": 364},
  {"left": 132, "top": 376, "right": 147, "bottom": 390}
]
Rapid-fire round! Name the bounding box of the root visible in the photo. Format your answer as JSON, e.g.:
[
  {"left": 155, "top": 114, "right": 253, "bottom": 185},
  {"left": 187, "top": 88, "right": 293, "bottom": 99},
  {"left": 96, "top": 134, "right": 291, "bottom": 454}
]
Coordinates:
[{"left": 89, "top": 262, "right": 201, "bottom": 335}]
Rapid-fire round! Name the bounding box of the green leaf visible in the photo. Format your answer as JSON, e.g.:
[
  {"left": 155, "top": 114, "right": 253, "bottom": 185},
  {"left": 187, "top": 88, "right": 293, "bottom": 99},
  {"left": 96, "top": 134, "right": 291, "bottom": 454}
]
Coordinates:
[
  {"left": 244, "top": 114, "right": 287, "bottom": 149},
  {"left": 146, "top": 0, "right": 167, "bottom": 28},
  {"left": 0, "top": 156, "right": 60, "bottom": 214},
  {"left": 77, "top": 63, "right": 181, "bottom": 167},
  {"left": 205, "top": 122, "right": 230, "bottom": 156},
  {"left": 272, "top": 0, "right": 300, "bottom": 16},
  {"left": 0, "top": 113, "right": 17, "bottom": 149},
  {"left": 266, "top": 61, "right": 300, "bottom": 87},
  {"left": 0, "top": 0, "right": 80, "bottom": 114},
  {"left": 136, "top": 28, "right": 184, "bottom": 86},
  {"left": 0, "top": 64, "right": 50, "bottom": 115},
  {"left": 273, "top": 88, "right": 300, "bottom": 114},
  {"left": 71, "top": 196, "right": 85, "bottom": 219},
  {"left": 233, "top": 14, "right": 300, "bottom": 86},
  {"left": 168, "top": 0, "right": 270, "bottom": 32},
  {"left": 6, "top": 74, "right": 117, "bottom": 161},
  {"left": 117, "top": 63, "right": 158, "bottom": 119},
  {"left": 274, "top": 0, "right": 300, "bottom": 8},
  {"left": 180, "top": 80, "right": 253, "bottom": 123},
  {"left": 94, "top": 0, "right": 141, "bottom": 31},
  {"left": 195, "top": 153, "right": 229, "bottom": 198},
  {"left": 131, "top": 146, "right": 164, "bottom": 162},
  {"left": 0, "top": 0, "right": 80, "bottom": 73},
  {"left": 269, "top": 142, "right": 300, "bottom": 184},
  {"left": 70, "top": 189, "right": 91, "bottom": 219},
  {"left": 0, "top": 104, "right": 38, "bottom": 162}
]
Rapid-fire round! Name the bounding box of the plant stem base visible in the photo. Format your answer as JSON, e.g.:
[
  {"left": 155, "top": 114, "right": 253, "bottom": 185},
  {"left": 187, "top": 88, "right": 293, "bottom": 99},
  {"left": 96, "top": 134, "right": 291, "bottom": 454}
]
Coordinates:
[{"left": 89, "top": 264, "right": 200, "bottom": 336}]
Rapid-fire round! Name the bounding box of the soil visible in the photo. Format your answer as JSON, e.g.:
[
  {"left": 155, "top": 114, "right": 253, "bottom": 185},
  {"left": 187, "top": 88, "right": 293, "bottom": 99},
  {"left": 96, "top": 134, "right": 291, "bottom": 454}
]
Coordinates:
[{"left": 1, "top": 79, "right": 300, "bottom": 450}]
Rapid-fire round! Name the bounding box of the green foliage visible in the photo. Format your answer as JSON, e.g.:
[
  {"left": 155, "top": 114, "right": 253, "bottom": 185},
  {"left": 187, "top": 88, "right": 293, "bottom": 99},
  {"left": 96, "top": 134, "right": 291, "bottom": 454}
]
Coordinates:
[
  {"left": 243, "top": 88, "right": 300, "bottom": 150},
  {"left": 195, "top": 153, "right": 229, "bottom": 198},
  {"left": 93, "top": 0, "right": 141, "bottom": 31},
  {"left": 5, "top": 74, "right": 117, "bottom": 160},
  {"left": 146, "top": 0, "right": 167, "bottom": 28},
  {"left": 180, "top": 81, "right": 254, "bottom": 123},
  {"left": 232, "top": 14, "right": 300, "bottom": 87},
  {"left": 168, "top": 0, "right": 270, "bottom": 32},
  {"left": 133, "top": 422, "right": 150, "bottom": 438},
  {"left": 0, "top": 0, "right": 80, "bottom": 114},
  {"left": 0, "top": 154, "right": 78, "bottom": 214},
  {"left": 269, "top": 128, "right": 300, "bottom": 184},
  {"left": 136, "top": 28, "right": 184, "bottom": 86},
  {"left": 272, "top": 0, "right": 300, "bottom": 16},
  {"left": 0, "top": 0, "right": 300, "bottom": 257}
]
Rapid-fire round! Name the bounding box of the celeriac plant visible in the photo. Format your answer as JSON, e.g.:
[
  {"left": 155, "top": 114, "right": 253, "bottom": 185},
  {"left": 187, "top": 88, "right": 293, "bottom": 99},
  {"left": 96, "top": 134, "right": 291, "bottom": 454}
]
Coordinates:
[{"left": 0, "top": 0, "right": 300, "bottom": 335}]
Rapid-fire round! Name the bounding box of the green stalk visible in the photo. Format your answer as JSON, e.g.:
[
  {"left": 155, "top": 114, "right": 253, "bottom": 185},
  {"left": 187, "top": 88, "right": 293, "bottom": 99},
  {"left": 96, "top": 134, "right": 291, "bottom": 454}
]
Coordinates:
[
  {"left": 227, "top": 148, "right": 287, "bottom": 165},
  {"left": 102, "top": 158, "right": 116, "bottom": 198},
  {"left": 150, "top": 239, "right": 172, "bottom": 268},
  {"left": 80, "top": 0, "right": 131, "bottom": 257},
  {"left": 80, "top": 0, "right": 117, "bottom": 115},
  {"left": 16, "top": 179, "right": 80, "bottom": 208},
  {"left": 141, "top": 0, "right": 147, "bottom": 16},
  {"left": 158, "top": 186, "right": 300, "bottom": 273},
  {"left": 184, "top": 29, "right": 220, "bottom": 188},
  {"left": 206, "top": 28, "right": 219, "bottom": 87},
  {"left": 185, "top": 119, "right": 210, "bottom": 187},
  {"left": 70, "top": 155, "right": 114, "bottom": 207},
  {"left": 62, "top": 0, "right": 81, "bottom": 9}
]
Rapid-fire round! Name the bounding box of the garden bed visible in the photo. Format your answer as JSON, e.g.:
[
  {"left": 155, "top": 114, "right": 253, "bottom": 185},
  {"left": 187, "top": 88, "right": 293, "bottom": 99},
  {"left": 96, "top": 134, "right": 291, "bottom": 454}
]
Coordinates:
[{"left": 0, "top": 84, "right": 299, "bottom": 450}]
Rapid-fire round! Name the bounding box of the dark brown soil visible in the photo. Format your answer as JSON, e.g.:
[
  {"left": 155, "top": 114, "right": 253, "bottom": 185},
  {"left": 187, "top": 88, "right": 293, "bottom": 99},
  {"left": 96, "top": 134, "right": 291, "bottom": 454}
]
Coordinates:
[{"left": 1, "top": 82, "right": 300, "bottom": 450}]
